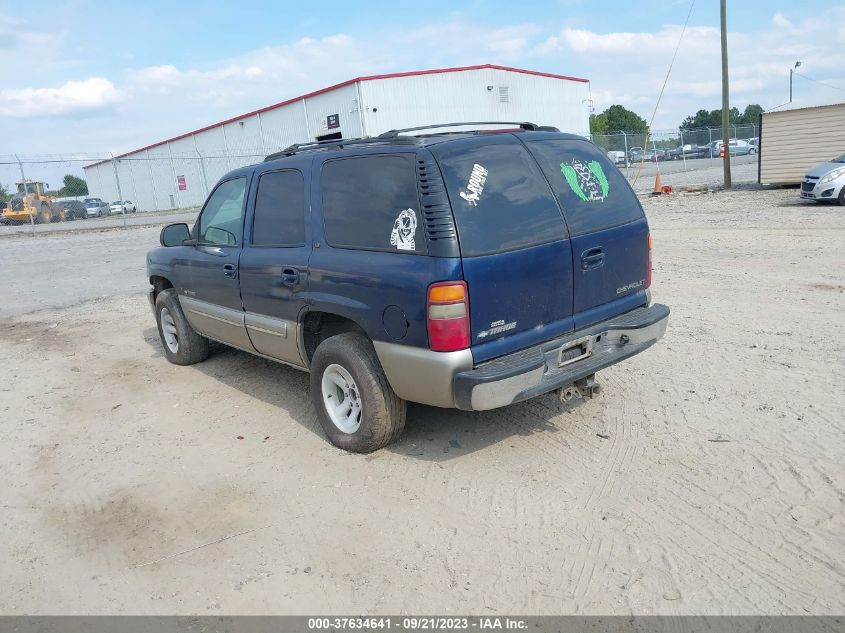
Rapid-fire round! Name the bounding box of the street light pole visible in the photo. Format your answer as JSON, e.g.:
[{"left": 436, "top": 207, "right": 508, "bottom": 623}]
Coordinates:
[{"left": 789, "top": 61, "right": 802, "bottom": 103}]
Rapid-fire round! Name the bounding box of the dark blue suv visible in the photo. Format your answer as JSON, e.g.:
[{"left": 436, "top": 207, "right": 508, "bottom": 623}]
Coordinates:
[{"left": 147, "top": 123, "right": 669, "bottom": 452}]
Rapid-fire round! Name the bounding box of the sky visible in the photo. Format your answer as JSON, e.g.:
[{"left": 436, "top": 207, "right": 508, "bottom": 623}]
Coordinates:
[{"left": 1, "top": 0, "right": 845, "bottom": 161}]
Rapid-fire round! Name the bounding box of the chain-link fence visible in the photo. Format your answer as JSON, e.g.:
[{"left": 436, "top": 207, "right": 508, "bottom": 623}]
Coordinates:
[
  {"left": 0, "top": 149, "right": 275, "bottom": 235},
  {"left": 1, "top": 126, "right": 760, "bottom": 236},
  {"left": 590, "top": 124, "right": 759, "bottom": 177}
]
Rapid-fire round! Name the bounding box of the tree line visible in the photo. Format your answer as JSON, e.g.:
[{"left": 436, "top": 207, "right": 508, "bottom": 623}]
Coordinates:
[{"left": 589, "top": 103, "right": 764, "bottom": 136}]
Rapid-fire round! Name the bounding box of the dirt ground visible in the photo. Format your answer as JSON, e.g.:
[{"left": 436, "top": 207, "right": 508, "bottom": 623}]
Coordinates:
[{"left": 0, "top": 186, "right": 843, "bottom": 615}]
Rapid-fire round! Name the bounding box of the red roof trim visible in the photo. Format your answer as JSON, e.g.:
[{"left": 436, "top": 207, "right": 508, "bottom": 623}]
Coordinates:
[{"left": 85, "top": 64, "right": 589, "bottom": 168}]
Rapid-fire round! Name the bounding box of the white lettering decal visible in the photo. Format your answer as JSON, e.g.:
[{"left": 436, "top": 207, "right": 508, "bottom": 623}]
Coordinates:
[{"left": 459, "top": 163, "right": 488, "bottom": 206}]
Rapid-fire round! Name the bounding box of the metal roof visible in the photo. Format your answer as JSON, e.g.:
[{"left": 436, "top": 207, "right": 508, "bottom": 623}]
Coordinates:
[{"left": 85, "top": 64, "right": 589, "bottom": 168}]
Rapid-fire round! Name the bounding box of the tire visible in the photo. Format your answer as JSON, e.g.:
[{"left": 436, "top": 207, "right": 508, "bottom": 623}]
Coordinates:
[
  {"left": 749, "top": 148, "right": 756, "bottom": 155},
  {"left": 839, "top": 187, "right": 845, "bottom": 206},
  {"left": 35, "top": 203, "right": 51, "bottom": 224},
  {"left": 310, "top": 332, "right": 406, "bottom": 453},
  {"left": 154, "top": 288, "right": 209, "bottom": 365}
]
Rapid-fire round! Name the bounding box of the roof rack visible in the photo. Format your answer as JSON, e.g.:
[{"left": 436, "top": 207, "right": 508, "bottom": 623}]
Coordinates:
[
  {"left": 265, "top": 135, "right": 420, "bottom": 161},
  {"left": 263, "top": 122, "right": 561, "bottom": 161},
  {"left": 377, "top": 121, "right": 559, "bottom": 138}
]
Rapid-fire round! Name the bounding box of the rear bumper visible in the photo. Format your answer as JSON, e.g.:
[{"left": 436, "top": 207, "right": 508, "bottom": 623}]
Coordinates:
[
  {"left": 453, "top": 303, "right": 670, "bottom": 411},
  {"left": 375, "top": 303, "right": 669, "bottom": 411}
]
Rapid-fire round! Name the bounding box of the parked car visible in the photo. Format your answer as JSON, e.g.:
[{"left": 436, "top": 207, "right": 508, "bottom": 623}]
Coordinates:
[
  {"left": 84, "top": 198, "right": 109, "bottom": 217},
  {"left": 606, "top": 150, "right": 627, "bottom": 166},
  {"left": 109, "top": 200, "right": 137, "bottom": 214},
  {"left": 710, "top": 139, "right": 757, "bottom": 157},
  {"left": 722, "top": 139, "right": 756, "bottom": 156},
  {"left": 630, "top": 148, "right": 656, "bottom": 163},
  {"left": 53, "top": 200, "right": 87, "bottom": 220},
  {"left": 800, "top": 153, "right": 845, "bottom": 204},
  {"left": 147, "top": 123, "right": 670, "bottom": 452},
  {"left": 670, "top": 144, "right": 708, "bottom": 160}
]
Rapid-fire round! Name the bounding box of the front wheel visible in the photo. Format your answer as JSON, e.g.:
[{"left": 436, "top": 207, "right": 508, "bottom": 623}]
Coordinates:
[
  {"left": 154, "top": 288, "right": 209, "bottom": 365},
  {"left": 310, "top": 332, "right": 406, "bottom": 453},
  {"left": 749, "top": 148, "right": 756, "bottom": 155},
  {"left": 839, "top": 187, "right": 845, "bottom": 206}
]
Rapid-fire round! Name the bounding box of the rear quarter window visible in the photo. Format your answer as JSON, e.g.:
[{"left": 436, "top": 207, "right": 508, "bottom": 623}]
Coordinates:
[
  {"left": 320, "top": 154, "right": 424, "bottom": 254},
  {"left": 525, "top": 138, "right": 644, "bottom": 236},
  {"left": 430, "top": 136, "right": 567, "bottom": 257}
]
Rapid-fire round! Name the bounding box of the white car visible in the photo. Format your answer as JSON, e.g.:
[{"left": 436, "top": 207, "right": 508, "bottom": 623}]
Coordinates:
[
  {"left": 109, "top": 200, "right": 137, "bottom": 214},
  {"left": 800, "top": 153, "right": 845, "bottom": 204}
]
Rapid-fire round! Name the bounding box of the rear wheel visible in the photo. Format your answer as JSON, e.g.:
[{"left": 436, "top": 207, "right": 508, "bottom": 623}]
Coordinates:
[
  {"left": 310, "top": 332, "right": 406, "bottom": 452},
  {"left": 154, "top": 288, "right": 209, "bottom": 365},
  {"left": 35, "top": 203, "right": 51, "bottom": 224}
]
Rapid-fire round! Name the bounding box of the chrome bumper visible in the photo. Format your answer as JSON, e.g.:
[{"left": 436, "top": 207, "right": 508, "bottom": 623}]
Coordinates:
[
  {"left": 453, "top": 304, "right": 669, "bottom": 411},
  {"left": 374, "top": 304, "right": 670, "bottom": 411}
]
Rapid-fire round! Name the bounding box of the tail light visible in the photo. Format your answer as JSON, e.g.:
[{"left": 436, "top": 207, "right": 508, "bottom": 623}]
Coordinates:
[
  {"left": 427, "top": 281, "right": 470, "bottom": 352},
  {"left": 646, "top": 233, "right": 653, "bottom": 288}
]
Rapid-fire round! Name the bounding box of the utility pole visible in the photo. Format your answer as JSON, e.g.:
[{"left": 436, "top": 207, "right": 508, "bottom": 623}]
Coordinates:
[
  {"left": 14, "top": 154, "right": 36, "bottom": 236},
  {"left": 110, "top": 152, "right": 127, "bottom": 229},
  {"left": 720, "top": 0, "right": 731, "bottom": 189}
]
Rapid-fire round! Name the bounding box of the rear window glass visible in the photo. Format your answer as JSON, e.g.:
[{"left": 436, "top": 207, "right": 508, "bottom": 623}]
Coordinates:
[
  {"left": 525, "top": 138, "right": 644, "bottom": 236},
  {"left": 430, "top": 136, "right": 567, "bottom": 257},
  {"left": 321, "top": 154, "right": 423, "bottom": 254},
  {"left": 252, "top": 170, "right": 306, "bottom": 247}
]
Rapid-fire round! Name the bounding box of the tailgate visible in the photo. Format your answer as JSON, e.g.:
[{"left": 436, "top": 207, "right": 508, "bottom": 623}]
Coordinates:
[
  {"left": 428, "top": 135, "right": 575, "bottom": 363},
  {"left": 524, "top": 136, "right": 651, "bottom": 328}
]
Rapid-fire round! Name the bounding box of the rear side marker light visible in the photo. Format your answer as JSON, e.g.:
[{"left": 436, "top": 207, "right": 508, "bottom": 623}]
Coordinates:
[{"left": 427, "top": 281, "right": 470, "bottom": 352}]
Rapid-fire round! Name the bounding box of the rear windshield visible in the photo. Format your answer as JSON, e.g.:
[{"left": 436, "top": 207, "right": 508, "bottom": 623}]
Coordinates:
[
  {"left": 525, "top": 138, "right": 644, "bottom": 237},
  {"left": 430, "top": 135, "right": 567, "bottom": 257}
]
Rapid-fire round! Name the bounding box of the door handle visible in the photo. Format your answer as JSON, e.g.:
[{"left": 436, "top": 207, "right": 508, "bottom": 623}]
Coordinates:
[
  {"left": 222, "top": 263, "right": 237, "bottom": 278},
  {"left": 281, "top": 268, "right": 300, "bottom": 285},
  {"left": 581, "top": 247, "right": 604, "bottom": 270}
]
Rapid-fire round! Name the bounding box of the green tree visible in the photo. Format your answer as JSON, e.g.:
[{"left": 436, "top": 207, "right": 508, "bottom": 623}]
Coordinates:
[
  {"left": 590, "top": 104, "right": 648, "bottom": 134},
  {"left": 680, "top": 107, "right": 742, "bottom": 130},
  {"left": 59, "top": 174, "right": 88, "bottom": 197},
  {"left": 739, "top": 104, "right": 764, "bottom": 124},
  {"left": 0, "top": 183, "right": 11, "bottom": 203}
]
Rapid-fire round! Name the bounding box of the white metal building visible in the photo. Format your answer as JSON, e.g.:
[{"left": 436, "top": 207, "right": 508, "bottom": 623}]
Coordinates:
[{"left": 84, "top": 64, "right": 591, "bottom": 211}]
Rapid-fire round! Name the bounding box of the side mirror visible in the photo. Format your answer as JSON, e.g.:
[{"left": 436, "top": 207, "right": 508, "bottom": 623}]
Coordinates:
[{"left": 160, "top": 222, "right": 191, "bottom": 247}]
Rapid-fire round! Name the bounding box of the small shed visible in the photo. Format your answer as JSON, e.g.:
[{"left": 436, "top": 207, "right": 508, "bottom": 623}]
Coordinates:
[{"left": 759, "top": 102, "right": 845, "bottom": 185}]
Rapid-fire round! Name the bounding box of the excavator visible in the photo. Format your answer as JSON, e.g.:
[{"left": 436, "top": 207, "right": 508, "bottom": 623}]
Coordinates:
[{"left": 0, "top": 180, "right": 67, "bottom": 225}]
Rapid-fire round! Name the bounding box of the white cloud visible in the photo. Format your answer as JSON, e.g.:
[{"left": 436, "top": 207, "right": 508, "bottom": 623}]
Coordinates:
[
  {"left": 2, "top": 6, "right": 845, "bottom": 154},
  {"left": 0, "top": 77, "right": 124, "bottom": 118},
  {"left": 772, "top": 12, "right": 790, "bottom": 28}
]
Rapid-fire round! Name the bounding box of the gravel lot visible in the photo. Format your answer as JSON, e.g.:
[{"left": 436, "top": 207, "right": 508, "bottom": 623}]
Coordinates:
[{"left": 0, "top": 185, "right": 843, "bottom": 615}]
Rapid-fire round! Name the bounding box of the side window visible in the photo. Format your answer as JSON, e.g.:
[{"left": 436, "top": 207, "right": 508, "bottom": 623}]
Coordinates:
[
  {"left": 525, "top": 139, "right": 644, "bottom": 237},
  {"left": 431, "top": 136, "right": 567, "bottom": 256},
  {"left": 321, "top": 154, "right": 423, "bottom": 254},
  {"left": 198, "top": 177, "right": 246, "bottom": 246},
  {"left": 252, "top": 170, "right": 306, "bottom": 247}
]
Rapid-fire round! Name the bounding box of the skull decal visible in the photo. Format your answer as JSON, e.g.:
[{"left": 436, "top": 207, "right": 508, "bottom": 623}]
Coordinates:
[{"left": 390, "top": 208, "right": 418, "bottom": 251}]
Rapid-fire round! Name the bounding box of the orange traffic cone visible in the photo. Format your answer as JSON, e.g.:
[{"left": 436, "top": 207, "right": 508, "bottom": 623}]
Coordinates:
[{"left": 652, "top": 172, "right": 663, "bottom": 195}]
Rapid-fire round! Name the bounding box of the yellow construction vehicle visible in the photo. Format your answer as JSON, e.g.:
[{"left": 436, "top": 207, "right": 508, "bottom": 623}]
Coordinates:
[{"left": 0, "top": 180, "right": 67, "bottom": 225}]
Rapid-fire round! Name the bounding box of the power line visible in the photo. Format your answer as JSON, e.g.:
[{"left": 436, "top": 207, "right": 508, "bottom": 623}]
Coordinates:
[
  {"left": 792, "top": 71, "right": 845, "bottom": 94},
  {"left": 633, "top": 0, "right": 696, "bottom": 185}
]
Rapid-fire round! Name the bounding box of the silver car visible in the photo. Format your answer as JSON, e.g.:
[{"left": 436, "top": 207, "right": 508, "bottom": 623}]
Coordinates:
[{"left": 800, "top": 154, "right": 845, "bottom": 204}]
